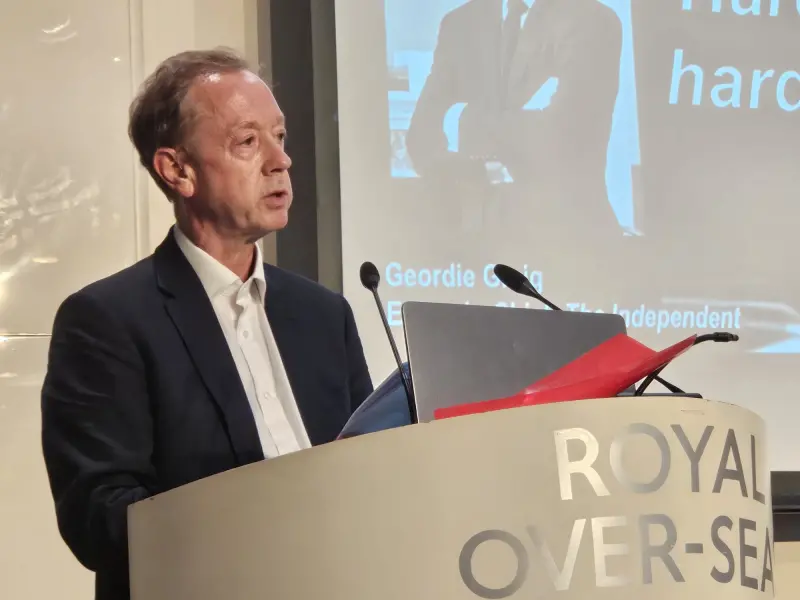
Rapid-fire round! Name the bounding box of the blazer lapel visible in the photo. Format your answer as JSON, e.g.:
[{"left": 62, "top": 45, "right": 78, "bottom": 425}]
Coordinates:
[
  {"left": 483, "top": 0, "right": 505, "bottom": 110},
  {"left": 153, "top": 229, "right": 263, "bottom": 464},
  {"left": 261, "top": 264, "right": 319, "bottom": 437},
  {"left": 507, "top": 0, "right": 558, "bottom": 105}
]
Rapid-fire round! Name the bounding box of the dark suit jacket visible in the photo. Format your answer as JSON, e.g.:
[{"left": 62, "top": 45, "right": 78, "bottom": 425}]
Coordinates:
[
  {"left": 405, "top": 0, "right": 622, "bottom": 233},
  {"left": 405, "top": 0, "right": 506, "bottom": 172},
  {"left": 40, "top": 230, "right": 373, "bottom": 600}
]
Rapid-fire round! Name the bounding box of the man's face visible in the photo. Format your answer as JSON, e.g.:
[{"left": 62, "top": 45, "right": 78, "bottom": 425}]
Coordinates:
[{"left": 179, "top": 70, "right": 292, "bottom": 241}]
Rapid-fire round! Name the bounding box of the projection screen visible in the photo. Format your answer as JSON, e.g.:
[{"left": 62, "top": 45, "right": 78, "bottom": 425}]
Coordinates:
[{"left": 335, "top": 0, "right": 800, "bottom": 469}]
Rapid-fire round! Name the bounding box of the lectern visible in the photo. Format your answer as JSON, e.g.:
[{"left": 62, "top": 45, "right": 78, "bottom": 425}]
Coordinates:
[{"left": 128, "top": 396, "right": 774, "bottom": 599}]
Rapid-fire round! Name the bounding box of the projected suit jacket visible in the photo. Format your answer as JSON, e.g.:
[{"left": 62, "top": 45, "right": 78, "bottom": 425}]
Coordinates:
[{"left": 406, "top": 0, "right": 622, "bottom": 232}]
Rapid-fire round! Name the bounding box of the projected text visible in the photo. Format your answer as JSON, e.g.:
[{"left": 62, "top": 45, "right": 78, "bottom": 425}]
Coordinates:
[{"left": 672, "top": 1, "right": 800, "bottom": 110}]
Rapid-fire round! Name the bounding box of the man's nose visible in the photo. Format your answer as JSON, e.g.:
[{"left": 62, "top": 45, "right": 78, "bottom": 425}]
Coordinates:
[{"left": 264, "top": 140, "right": 292, "bottom": 173}]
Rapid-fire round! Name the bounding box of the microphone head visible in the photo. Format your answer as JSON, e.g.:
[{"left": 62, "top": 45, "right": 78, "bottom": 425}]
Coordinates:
[
  {"left": 359, "top": 261, "right": 380, "bottom": 290},
  {"left": 493, "top": 263, "right": 530, "bottom": 294}
]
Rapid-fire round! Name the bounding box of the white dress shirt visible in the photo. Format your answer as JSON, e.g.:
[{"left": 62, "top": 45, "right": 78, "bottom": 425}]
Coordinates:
[{"left": 174, "top": 226, "right": 311, "bottom": 458}]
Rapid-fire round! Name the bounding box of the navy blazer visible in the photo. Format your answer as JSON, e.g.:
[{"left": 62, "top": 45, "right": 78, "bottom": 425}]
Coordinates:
[{"left": 40, "top": 230, "right": 373, "bottom": 600}]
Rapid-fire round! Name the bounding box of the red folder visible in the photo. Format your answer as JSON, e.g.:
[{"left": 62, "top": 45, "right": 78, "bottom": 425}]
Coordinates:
[{"left": 433, "top": 333, "right": 697, "bottom": 420}]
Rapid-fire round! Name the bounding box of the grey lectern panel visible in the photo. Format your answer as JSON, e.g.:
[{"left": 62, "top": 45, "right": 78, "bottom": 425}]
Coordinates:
[
  {"left": 129, "top": 397, "right": 774, "bottom": 599},
  {"left": 402, "top": 301, "right": 626, "bottom": 421}
]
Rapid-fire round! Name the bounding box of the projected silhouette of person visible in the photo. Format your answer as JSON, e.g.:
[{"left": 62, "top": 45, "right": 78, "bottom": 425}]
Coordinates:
[{"left": 406, "top": 0, "right": 623, "bottom": 238}]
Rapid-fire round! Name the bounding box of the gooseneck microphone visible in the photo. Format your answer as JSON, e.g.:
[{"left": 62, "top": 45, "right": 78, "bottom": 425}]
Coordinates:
[
  {"left": 359, "top": 261, "right": 417, "bottom": 422},
  {"left": 493, "top": 263, "right": 560, "bottom": 311},
  {"left": 695, "top": 332, "right": 740, "bottom": 344},
  {"left": 635, "top": 331, "right": 740, "bottom": 396},
  {"left": 492, "top": 263, "right": 687, "bottom": 395}
]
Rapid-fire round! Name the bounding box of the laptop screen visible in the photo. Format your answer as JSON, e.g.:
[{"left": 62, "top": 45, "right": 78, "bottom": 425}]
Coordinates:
[{"left": 402, "top": 302, "right": 627, "bottom": 422}]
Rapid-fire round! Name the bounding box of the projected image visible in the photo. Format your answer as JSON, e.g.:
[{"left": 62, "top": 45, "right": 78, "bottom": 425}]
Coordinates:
[
  {"left": 337, "top": 0, "right": 800, "bottom": 468},
  {"left": 375, "top": 0, "right": 800, "bottom": 355},
  {"left": 385, "top": 0, "right": 640, "bottom": 233}
]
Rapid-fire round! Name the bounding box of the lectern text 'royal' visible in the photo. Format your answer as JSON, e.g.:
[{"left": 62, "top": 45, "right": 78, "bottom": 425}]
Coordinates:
[{"left": 458, "top": 421, "right": 773, "bottom": 598}]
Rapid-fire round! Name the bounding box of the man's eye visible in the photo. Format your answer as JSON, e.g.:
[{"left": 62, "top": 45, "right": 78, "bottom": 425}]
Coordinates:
[{"left": 241, "top": 136, "right": 255, "bottom": 146}]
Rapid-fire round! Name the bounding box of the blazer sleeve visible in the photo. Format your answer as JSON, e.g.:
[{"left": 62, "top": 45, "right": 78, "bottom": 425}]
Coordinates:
[
  {"left": 342, "top": 296, "right": 373, "bottom": 413},
  {"left": 404, "top": 13, "right": 459, "bottom": 175},
  {"left": 41, "top": 290, "right": 156, "bottom": 575}
]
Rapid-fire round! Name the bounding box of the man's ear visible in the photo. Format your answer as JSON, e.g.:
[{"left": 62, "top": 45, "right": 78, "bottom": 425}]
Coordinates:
[{"left": 153, "top": 148, "right": 196, "bottom": 199}]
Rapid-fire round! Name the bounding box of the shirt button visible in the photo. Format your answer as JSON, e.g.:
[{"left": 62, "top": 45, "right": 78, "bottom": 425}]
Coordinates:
[{"left": 242, "top": 330, "right": 250, "bottom": 339}]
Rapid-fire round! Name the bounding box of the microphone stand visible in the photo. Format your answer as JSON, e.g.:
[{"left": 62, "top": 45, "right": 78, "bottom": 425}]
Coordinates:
[
  {"left": 634, "top": 332, "right": 739, "bottom": 396},
  {"left": 359, "top": 262, "right": 418, "bottom": 423}
]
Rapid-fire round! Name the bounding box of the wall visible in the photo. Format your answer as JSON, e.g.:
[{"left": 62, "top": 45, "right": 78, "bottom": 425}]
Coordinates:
[
  {"left": 0, "top": 1, "right": 258, "bottom": 597},
  {"left": 776, "top": 542, "right": 800, "bottom": 596}
]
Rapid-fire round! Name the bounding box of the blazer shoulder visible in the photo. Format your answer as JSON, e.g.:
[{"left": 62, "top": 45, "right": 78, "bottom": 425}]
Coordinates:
[
  {"left": 591, "top": 1, "right": 623, "bottom": 33},
  {"left": 444, "top": 0, "right": 490, "bottom": 28},
  {"left": 263, "top": 263, "right": 346, "bottom": 308},
  {"left": 55, "top": 256, "right": 157, "bottom": 326},
  {"left": 76, "top": 257, "right": 155, "bottom": 300}
]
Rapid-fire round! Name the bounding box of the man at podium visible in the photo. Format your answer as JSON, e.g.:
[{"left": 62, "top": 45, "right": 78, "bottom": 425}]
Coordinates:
[{"left": 40, "top": 49, "right": 373, "bottom": 600}]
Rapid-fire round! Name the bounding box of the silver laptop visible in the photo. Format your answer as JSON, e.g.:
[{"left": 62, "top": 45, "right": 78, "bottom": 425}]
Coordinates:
[{"left": 401, "top": 302, "right": 628, "bottom": 422}]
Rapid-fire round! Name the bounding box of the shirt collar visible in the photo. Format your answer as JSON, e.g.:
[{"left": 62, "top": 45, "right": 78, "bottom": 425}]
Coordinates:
[{"left": 173, "top": 225, "right": 266, "bottom": 300}]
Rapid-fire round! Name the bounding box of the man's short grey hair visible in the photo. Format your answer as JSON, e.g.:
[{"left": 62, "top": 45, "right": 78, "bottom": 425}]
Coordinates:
[{"left": 128, "top": 47, "right": 252, "bottom": 200}]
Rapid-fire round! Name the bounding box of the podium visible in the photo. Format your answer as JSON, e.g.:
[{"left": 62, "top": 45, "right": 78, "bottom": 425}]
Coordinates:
[{"left": 128, "top": 396, "right": 774, "bottom": 599}]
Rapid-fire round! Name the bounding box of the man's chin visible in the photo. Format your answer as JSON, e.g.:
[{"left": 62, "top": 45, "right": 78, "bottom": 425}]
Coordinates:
[
  {"left": 262, "top": 210, "right": 290, "bottom": 233},
  {"left": 238, "top": 214, "right": 287, "bottom": 244}
]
